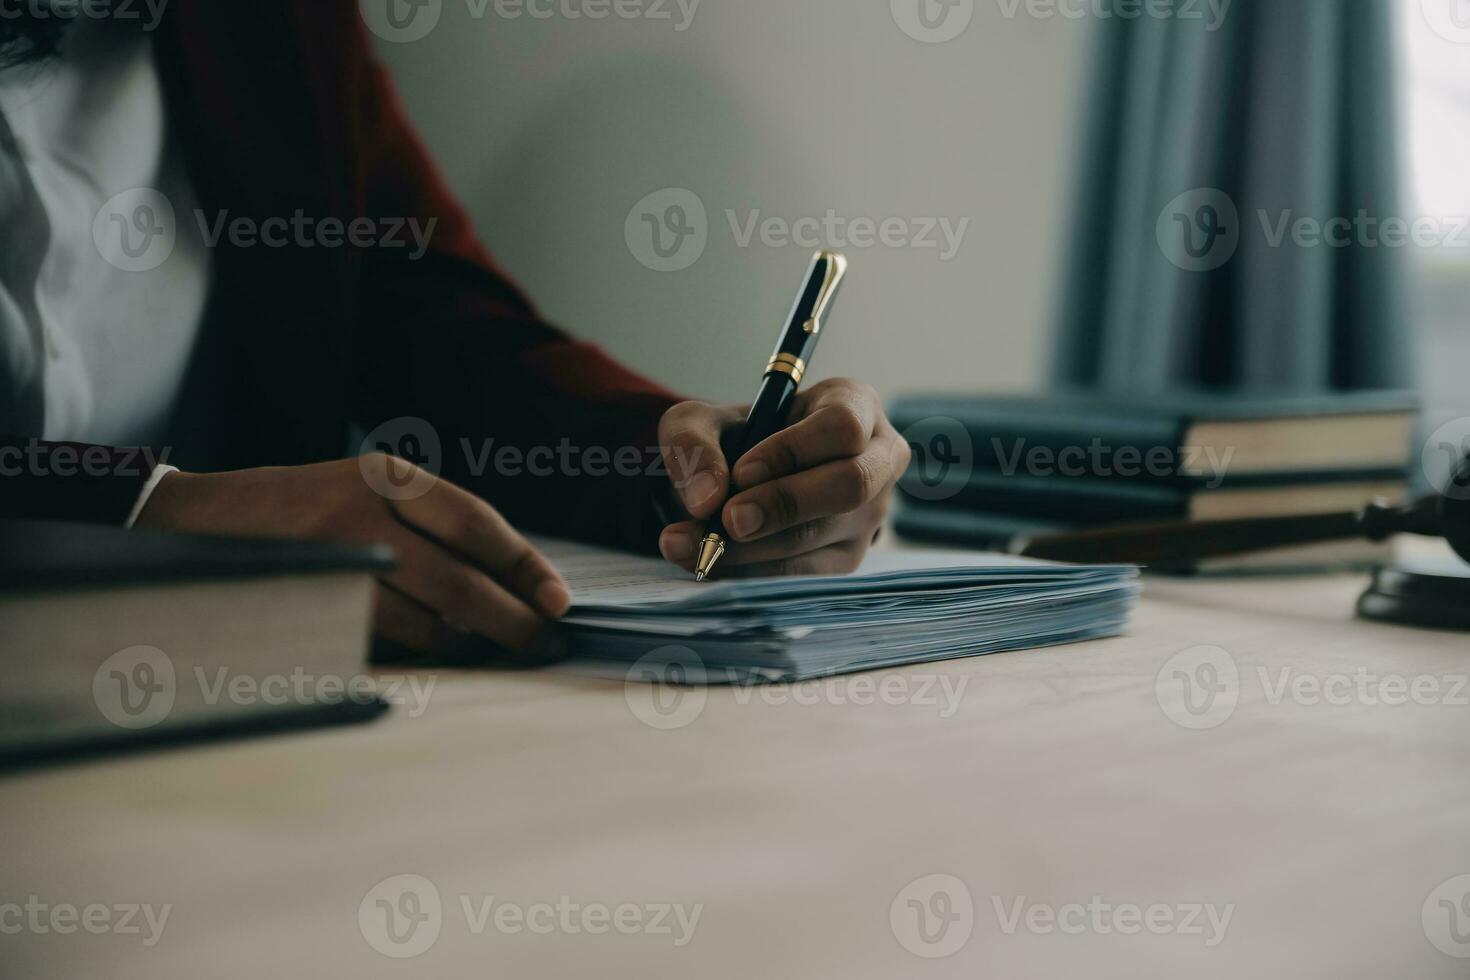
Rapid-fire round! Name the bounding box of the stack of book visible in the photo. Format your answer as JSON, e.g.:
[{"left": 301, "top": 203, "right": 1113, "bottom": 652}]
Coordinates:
[{"left": 889, "top": 390, "right": 1418, "bottom": 572}]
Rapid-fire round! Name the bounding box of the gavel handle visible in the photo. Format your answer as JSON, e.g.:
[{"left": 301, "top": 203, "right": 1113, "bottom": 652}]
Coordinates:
[{"left": 1016, "top": 496, "right": 1443, "bottom": 566}]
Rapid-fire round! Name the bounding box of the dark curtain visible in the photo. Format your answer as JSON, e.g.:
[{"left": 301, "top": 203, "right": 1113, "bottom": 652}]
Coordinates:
[{"left": 1052, "top": 0, "right": 1413, "bottom": 394}]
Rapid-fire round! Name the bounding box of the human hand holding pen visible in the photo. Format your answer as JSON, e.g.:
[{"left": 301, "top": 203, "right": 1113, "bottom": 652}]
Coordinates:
[
  {"left": 653, "top": 251, "right": 909, "bottom": 579},
  {"left": 656, "top": 378, "right": 910, "bottom": 577}
]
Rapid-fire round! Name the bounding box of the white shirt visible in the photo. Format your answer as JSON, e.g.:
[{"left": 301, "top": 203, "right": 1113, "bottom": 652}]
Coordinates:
[
  {"left": 0, "top": 17, "right": 210, "bottom": 448},
  {"left": 0, "top": 19, "right": 207, "bottom": 520}
]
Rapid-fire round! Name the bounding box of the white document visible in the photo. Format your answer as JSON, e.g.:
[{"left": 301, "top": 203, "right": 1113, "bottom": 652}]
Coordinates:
[{"left": 533, "top": 536, "right": 1142, "bottom": 682}]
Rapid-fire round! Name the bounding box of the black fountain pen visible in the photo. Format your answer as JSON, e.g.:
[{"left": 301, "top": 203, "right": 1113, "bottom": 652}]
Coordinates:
[{"left": 695, "top": 249, "right": 850, "bottom": 581}]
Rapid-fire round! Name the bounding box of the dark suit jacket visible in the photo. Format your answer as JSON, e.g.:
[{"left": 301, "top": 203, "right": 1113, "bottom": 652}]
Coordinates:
[{"left": 0, "top": 0, "right": 680, "bottom": 552}]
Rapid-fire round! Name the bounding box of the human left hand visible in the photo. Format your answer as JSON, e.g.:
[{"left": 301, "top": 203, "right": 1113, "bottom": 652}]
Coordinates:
[{"left": 657, "top": 379, "right": 910, "bottom": 577}]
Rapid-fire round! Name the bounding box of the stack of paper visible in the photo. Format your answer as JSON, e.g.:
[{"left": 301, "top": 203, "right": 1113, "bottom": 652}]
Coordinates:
[{"left": 534, "top": 538, "right": 1141, "bottom": 683}]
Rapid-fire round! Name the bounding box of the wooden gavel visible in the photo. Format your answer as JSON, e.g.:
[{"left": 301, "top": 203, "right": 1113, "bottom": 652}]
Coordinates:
[{"left": 1014, "top": 456, "right": 1470, "bottom": 568}]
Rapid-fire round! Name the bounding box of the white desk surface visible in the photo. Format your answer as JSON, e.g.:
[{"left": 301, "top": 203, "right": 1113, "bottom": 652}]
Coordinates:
[{"left": 3, "top": 568, "right": 1469, "bottom": 979}]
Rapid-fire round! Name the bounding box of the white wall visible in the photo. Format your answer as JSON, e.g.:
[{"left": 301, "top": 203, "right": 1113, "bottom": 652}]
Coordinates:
[{"left": 373, "top": 0, "right": 1087, "bottom": 405}]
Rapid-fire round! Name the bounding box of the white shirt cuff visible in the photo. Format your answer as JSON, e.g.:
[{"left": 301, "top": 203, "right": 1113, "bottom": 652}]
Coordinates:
[{"left": 125, "top": 464, "right": 180, "bottom": 528}]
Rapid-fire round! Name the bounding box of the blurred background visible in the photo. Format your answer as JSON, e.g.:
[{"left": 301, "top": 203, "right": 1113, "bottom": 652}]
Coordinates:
[
  {"left": 371, "top": 0, "right": 1469, "bottom": 430},
  {"left": 371, "top": 0, "right": 1084, "bottom": 403}
]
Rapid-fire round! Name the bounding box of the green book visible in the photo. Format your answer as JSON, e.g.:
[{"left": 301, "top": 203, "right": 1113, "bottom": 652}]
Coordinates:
[
  {"left": 897, "top": 468, "right": 1409, "bottom": 525},
  {"left": 890, "top": 389, "right": 1417, "bottom": 486}
]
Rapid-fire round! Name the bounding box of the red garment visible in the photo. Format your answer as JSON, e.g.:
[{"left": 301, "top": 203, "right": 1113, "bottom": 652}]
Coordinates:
[{"left": 1, "top": 1, "right": 681, "bottom": 552}]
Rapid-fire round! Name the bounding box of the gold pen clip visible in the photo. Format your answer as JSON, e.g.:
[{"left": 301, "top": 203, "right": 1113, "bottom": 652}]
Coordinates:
[{"left": 801, "top": 250, "right": 849, "bottom": 335}]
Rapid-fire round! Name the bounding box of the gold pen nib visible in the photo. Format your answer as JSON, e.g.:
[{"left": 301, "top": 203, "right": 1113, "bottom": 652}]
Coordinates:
[{"left": 694, "top": 533, "right": 726, "bottom": 582}]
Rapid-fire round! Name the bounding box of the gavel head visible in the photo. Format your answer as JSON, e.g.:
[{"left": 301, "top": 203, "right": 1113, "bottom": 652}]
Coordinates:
[{"left": 1443, "top": 453, "right": 1470, "bottom": 565}]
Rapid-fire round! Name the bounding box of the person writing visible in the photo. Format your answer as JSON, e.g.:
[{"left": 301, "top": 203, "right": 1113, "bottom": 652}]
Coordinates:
[{"left": 0, "top": 2, "right": 908, "bottom": 657}]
